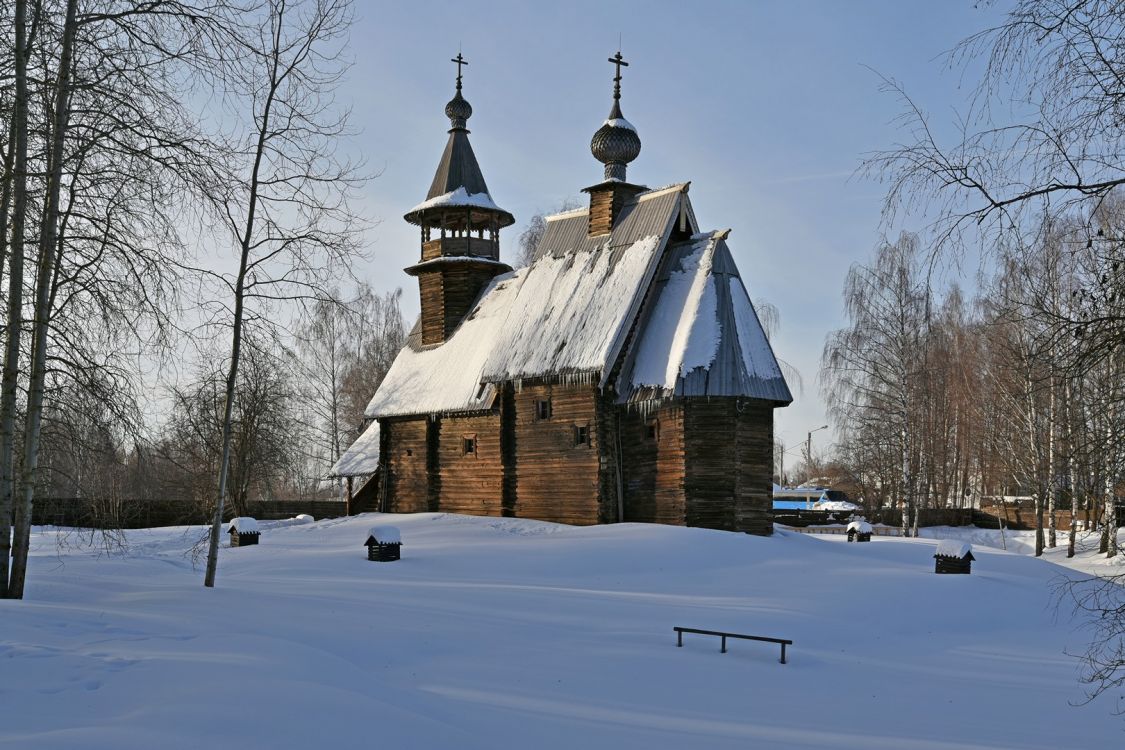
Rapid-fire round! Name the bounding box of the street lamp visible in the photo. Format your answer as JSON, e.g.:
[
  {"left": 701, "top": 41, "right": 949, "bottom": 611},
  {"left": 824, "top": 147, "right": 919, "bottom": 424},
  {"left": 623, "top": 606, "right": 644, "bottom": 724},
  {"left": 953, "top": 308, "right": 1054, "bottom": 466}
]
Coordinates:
[{"left": 805, "top": 424, "right": 829, "bottom": 483}]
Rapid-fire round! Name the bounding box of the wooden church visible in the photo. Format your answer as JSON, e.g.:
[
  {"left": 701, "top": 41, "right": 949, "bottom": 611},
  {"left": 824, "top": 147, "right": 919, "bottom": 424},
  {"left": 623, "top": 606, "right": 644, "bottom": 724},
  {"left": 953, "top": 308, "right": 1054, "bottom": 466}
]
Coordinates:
[{"left": 330, "top": 53, "right": 792, "bottom": 535}]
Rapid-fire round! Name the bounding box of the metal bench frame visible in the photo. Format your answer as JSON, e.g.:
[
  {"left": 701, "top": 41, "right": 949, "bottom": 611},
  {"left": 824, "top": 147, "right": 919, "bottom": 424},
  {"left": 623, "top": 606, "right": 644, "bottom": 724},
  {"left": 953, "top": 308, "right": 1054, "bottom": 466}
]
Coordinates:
[{"left": 674, "top": 627, "right": 792, "bottom": 664}]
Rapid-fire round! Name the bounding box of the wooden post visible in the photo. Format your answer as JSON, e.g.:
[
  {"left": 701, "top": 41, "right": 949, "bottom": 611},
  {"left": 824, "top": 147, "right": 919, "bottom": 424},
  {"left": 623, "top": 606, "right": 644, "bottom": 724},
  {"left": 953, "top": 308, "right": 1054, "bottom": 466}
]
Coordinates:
[{"left": 345, "top": 476, "right": 353, "bottom": 517}]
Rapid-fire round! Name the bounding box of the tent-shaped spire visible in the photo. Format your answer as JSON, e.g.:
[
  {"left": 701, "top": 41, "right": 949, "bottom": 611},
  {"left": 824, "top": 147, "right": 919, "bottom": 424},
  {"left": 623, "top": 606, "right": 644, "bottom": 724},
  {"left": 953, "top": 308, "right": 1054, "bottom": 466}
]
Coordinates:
[{"left": 404, "top": 54, "right": 513, "bottom": 227}]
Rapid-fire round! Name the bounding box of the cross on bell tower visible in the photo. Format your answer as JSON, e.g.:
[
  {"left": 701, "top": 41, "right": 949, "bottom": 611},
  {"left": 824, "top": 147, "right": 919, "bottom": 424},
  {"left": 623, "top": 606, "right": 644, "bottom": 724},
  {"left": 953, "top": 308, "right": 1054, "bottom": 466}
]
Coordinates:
[
  {"left": 608, "top": 50, "right": 628, "bottom": 101},
  {"left": 451, "top": 52, "right": 467, "bottom": 92}
]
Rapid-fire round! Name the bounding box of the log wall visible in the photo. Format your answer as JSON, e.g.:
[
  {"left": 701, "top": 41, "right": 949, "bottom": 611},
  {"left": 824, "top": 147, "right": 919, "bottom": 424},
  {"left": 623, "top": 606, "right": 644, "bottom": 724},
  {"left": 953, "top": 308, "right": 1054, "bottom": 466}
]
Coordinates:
[
  {"left": 378, "top": 395, "right": 775, "bottom": 535},
  {"left": 416, "top": 266, "right": 500, "bottom": 345},
  {"left": 384, "top": 418, "right": 430, "bottom": 513},
  {"left": 683, "top": 399, "right": 773, "bottom": 536},
  {"left": 586, "top": 183, "right": 645, "bottom": 237},
  {"left": 511, "top": 383, "right": 602, "bottom": 524},
  {"left": 434, "top": 413, "right": 504, "bottom": 516},
  {"left": 733, "top": 400, "right": 774, "bottom": 536},
  {"left": 620, "top": 404, "right": 686, "bottom": 525},
  {"left": 594, "top": 393, "right": 623, "bottom": 523}
]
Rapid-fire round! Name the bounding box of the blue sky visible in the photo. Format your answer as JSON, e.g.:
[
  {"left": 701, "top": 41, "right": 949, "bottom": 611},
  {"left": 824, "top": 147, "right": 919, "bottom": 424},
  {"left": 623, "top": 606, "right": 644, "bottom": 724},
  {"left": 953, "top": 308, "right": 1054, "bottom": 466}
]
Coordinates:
[{"left": 342, "top": 0, "right": 1007, "bottom": 462}]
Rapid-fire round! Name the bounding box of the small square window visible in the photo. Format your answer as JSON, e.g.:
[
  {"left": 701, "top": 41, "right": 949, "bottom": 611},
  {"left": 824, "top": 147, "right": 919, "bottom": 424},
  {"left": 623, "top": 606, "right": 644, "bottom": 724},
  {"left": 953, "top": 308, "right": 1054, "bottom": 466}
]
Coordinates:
[
  {"left": 406, "top": 449, "right": 413, "bottom": 457},
  {"left": 574, "top": 425, "right": 589, "bottom": 446},
  {"left": 462, "top": 436, "right": 477, "bottom": 455},
  {"left": 536, "top": 399, "right": 552, "bottom": 420},
  {"left": 646, "top": 422, "right": 659, "bottom": 440}
]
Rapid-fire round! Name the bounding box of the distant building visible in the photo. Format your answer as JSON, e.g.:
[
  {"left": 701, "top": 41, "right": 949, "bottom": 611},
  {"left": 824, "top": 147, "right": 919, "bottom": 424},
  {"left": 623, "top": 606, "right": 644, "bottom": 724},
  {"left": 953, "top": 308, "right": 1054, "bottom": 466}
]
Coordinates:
[{"left": 332, "top": 54, "right": 792, "bottom": 534}]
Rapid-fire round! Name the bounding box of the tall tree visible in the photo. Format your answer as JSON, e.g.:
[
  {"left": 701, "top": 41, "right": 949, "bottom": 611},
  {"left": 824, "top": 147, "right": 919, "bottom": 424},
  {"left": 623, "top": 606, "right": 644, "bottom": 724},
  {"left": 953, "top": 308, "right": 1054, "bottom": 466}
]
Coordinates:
[
  {"left": 822, "top": 233, "right": 931, "bottom": 536},
  {"left": 202, "top": 0, "right": 361, "bottom": 588},
  {"left": 0, "top": 0, "right": 33, "bottom": 598}
]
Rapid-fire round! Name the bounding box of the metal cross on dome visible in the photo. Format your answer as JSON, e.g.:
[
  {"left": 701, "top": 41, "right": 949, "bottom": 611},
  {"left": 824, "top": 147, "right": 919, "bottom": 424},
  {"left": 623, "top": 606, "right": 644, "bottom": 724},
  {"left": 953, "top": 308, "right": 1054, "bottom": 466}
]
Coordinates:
[
  {"left": 451, "top": 52, "right": 468, "bottom": 91},
  {"left": 608, "top": 50, "right": 628, "bottom": 101}
]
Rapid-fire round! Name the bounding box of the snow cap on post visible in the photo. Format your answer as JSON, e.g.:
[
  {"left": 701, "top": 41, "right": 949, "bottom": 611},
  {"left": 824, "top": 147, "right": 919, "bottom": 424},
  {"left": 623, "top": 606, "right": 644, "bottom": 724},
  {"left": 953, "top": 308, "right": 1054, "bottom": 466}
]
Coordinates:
[
  {"left": 228, "top": 517, "right": 259, "bottom": 534},
  {"left": 934, "top": 539, "right": 973, "bottom": 559},
  {"left": 847, "top": 520, "right": 873, "bottom": 534},
  {"left": 365, "top": 526, "right": 402, "bottom": 545}
]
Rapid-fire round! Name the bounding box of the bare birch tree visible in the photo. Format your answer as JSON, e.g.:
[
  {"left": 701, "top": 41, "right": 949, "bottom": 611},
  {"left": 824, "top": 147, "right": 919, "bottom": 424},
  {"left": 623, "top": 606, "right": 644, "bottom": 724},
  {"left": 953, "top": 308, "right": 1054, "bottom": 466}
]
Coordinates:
[
  {"left": 0, "top": 0, "right": 249, "bottom": 598},
  {"left": 0, "top": 0, "right": 32, "bottom": 598},
  {"left": 202, "top": 0, "right": 361, "bottom": 588},
  {"left": 822, "top": 233, "right": 931, "bottom": 536}
]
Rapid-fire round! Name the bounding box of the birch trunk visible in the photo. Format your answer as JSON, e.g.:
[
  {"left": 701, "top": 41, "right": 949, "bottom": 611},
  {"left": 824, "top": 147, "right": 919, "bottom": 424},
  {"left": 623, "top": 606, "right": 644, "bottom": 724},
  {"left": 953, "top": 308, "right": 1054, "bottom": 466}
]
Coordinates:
[
  {"left": 0, "top": 116, "right": 17, "bottom": 297},
  {"left": 1066, "top": 379, "right": 1077, "bottom": 558},
  {"left": 1047, "top": 379, "right": 1057, "bottom": 548},
  {"left": 900, "top": 425, "right": 910, "bottom": 538},
  {"left": 1104, "top": 390, "right": 1118, "bottom": 559},
  {"left": 204, "top": 11, "right": 283, "bottom": 588},
  {"left": 8, "top": 0, "right": 79, "bottom": 599},
  {"left": 1025, "top": 368, "right": 1044, "bottom": 557},
  {"left": 0, "top": 0, "right": 30, "bottom": 598}
]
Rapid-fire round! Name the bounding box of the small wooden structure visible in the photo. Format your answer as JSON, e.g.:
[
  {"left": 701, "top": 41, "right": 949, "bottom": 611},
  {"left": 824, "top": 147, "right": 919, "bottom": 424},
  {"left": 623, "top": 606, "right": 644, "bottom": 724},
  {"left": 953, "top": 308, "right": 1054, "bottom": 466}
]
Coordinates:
[
  {"left": 365, "top": 525, "right": 402, "bottom": 562},
  {"left": 228, "top": 517, "right": 260, "bottom": 547},
  {"left": 847, "top": 520, "right": 872, "bottom": 542},
  {"left": 934, "top": 540, "right": 974, "bottom": 574}
]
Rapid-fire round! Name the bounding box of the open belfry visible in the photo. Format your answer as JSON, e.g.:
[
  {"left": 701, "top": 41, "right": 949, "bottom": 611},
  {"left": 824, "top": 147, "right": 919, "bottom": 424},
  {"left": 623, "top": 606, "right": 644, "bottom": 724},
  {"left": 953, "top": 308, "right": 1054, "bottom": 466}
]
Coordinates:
[{"left": 333, "top": 52, "right": 792, "bottom": 534}]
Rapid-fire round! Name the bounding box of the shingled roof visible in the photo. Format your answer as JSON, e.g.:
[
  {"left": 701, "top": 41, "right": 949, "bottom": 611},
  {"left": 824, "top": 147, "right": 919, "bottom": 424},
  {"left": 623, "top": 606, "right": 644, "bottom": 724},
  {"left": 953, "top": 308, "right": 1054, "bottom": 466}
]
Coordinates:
[
  {"left": 365, "top": 184, "right": 791, "bottom": 420},
  {"left": 619, "top": 231, "right": 793, "bottom": 404}
]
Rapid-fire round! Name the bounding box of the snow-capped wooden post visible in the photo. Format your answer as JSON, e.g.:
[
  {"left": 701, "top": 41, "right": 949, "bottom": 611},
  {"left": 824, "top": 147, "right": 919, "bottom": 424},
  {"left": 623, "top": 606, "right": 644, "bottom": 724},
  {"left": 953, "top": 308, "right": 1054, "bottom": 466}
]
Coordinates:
[
  {"left": 365, "top": 526, "right": 402, "bottom": 562},
  {"left": 934, "top": 540, "right": 974, "bottom": 574},
  {"left": 847, "top": 520, "right": 872, "bottom": 542},
  {"left": 227, "top": 518, "right": 260, "bottom": 547}
]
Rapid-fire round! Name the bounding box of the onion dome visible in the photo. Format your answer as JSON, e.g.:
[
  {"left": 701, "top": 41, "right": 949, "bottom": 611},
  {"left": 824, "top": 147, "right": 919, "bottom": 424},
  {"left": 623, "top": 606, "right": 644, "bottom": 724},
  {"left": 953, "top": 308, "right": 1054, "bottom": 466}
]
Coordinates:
[
  {"left": 445, "top": 90, "right": 472, "bottom": 131},
  {"left": 591, "top": 51, "right": 641, "bottom": 181}
]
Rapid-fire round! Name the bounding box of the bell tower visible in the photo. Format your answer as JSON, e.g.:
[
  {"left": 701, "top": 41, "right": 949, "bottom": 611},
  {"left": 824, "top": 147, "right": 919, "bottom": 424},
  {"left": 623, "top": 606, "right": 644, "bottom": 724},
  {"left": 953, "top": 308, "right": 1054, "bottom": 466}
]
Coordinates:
[{"left": 403, "top": 54, "right": 515, "bottom": 346}]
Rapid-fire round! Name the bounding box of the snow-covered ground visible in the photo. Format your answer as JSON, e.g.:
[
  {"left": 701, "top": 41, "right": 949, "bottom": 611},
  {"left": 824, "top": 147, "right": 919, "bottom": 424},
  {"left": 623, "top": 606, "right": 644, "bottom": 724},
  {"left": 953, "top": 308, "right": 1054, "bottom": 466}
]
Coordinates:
[{"left": 2, "top": 514, "right": 1122, "bottom": 749}]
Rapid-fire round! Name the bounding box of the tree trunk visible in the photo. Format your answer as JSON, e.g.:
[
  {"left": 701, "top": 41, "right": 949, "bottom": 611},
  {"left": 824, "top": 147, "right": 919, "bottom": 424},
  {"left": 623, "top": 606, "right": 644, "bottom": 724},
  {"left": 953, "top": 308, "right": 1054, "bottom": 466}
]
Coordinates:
[
  {"left": 1066, "top": 380, "right": 1077, "bottom": 559},
  {"left": 0, "top": 115, "right": 17, "bottom": 302},
  {"left": 900, "top": 425, "right": 910, "bottom": 537},
  {"left": 0, "top": 0, "right": 31, "bottom": 598},
  {"left": 1047, "top": 379, "right": 1056, "bottom": 548},
  {"left": 204, "top": 13, "right": 283, "bottom": 587},
  {"left": 1104, "top": 394, "right": 1117, "bottom": 559},
  {"left": 8, "top": 0, "right": 80, "bottom": 599}
]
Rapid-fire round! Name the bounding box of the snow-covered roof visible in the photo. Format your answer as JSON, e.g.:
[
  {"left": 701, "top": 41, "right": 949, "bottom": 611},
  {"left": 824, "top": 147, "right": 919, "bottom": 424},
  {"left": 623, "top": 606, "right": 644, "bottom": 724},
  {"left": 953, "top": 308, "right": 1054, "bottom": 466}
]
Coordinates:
[
  {"left": 363, "top": 183, "right": 791, "bottom": 420},
  {"left": 407, "top": 186, "right": 504, "bottom": 215},
  {"left": 327, "top": 422, "right": 381, "bottom": 478},
  {"left": 479, "top": 233, "right": 663, "bottom": 384},
  {"left": 816, "top": 500, "right": 861, "bottom": 512},
  {"left": 365, "top": 526, "right": 401, "bottom": 544},
  {"left": 619, "top": 232, "right": 792, "bottom": 405},
  {"left": 364, "top": 272, "right": 517, "bottom": 418},
  {"left": 935, "top": 540, "right": 973, "bottom": 558},
  {"left": 228, "top": 517, "right": 259, "bottom": 534},
  {"left": 847, "top": 520, "right": 873, "bottom": 534}
]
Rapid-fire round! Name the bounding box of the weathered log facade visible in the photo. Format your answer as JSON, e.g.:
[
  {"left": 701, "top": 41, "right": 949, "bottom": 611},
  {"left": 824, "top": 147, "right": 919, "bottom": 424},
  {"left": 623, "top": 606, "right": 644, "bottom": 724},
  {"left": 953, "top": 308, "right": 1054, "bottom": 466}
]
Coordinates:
[
  {"left": 335, "top": 58, "right": 792, "bottom": 537},
  {"left": 378, "top": 388, "right": 776, "bottom": 536}
]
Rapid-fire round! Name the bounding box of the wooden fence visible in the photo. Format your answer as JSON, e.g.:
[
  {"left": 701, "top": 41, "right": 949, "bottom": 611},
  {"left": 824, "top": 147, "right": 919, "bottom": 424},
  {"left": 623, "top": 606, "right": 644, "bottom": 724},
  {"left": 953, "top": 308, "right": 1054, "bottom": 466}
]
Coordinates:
[
  {"left": 31, "top": 497, "right": 349, "bottom": 529},
  {"left": 781, "top": 524, "right": 904, "bottom": 537}
]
